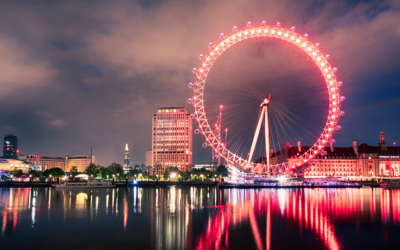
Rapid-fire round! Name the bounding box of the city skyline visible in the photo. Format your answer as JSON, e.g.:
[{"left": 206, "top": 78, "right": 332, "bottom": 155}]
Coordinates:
[{"left": 0, "top": 1, "right": 400, "bottom": 167}]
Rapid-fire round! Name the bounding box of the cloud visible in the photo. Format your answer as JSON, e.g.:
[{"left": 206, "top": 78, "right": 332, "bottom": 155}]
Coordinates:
[{"left": 48, "top": 119, "right": 66, "bottom": 127}]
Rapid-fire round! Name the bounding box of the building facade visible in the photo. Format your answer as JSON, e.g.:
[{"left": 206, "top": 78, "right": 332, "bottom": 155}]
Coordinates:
[
  {"left": 297, "top": 129, "right": 400, "bottom": 179},
  {"left": 145, "top": 149, "right": 152, "bottom": 167},
  {"left": 25, "top": 155, "right": 96, "bottom": 172},
  {"left": 3, "top": 134, "right": 18, "bottom": 159},
  {"left": 152, "top": 107, "right": 192, "bottom": 173},
  {"left": 0, "top": 158, "right": 41, "bottom": 171}
]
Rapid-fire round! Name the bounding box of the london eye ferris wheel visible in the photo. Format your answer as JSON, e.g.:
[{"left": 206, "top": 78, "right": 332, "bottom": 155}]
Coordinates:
[{"left": 187, "top": 21, "right": 345, "bottom": 175}]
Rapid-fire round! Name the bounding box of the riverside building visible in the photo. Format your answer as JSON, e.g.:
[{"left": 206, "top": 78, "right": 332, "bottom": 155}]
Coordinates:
[
  {"left": 152, "top": 107, "right": 192, "bottom": 173},
  {"left": 25, "top": 155, "right": 96, "bottom": 172},
  {"left": 292, "top": 129, "right": 400, "bottom": 179}
]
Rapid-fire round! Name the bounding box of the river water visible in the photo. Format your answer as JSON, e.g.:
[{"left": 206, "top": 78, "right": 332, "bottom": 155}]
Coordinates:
[{"left": 0, "top": 187, "right": 399, "bottom": 250}]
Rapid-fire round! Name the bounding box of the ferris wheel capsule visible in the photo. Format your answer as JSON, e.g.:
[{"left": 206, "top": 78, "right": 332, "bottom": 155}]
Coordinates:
[
  {"left": 199, "top": 54, "right": 204, "bottom": 60},
  {"left": 311, "top": 161, "right": 316, "bottom": 165},
  {"left": 315, "top": 43, "right": 320, "bottom": 47},
  {"left": 213, "top": 154, "right": 218, "bottom": 159},
  {"left": 188, "top": 82, "right": 193, "bottom": 88},
  {"left": 261, "top": 20, "right": 267, "bottom": 26},
  {"left": 192, "top": 68, "right": 197, "bottom": 74},
  {"left": 232, "top": 26, "right": 238, "bottom": 31},
  {"left": 290, "top": 26, "right": 295, "bottom": 31},
  {"left": 340, "top": 96, "right": 346, "bottom": 101},
  {"left": 336, "top": 125, "right": 342, "bottom": 130},
  {"left": 276, "top": 22, "right": 281, "bottom": 27},
  {"left": 325, "top": 54, "right": 330, "bottom": 60},
  {"left": 194, "top": 128, "right": 200, "bottom": 134},
  {"left": 338, "top": 81, "right": 343, "bottom": 87},
  {"left": 202, "top": 142, "right": 208, "bottom": 148},
  {"left": 303, "top": 33, "right": 309, "bottom": 39},
  {"left": 220, "top": 33, "right": 225, "bottom": 39},
  {"left": 190, "top": 113, "right": 195, "bottom": 119},
  {"left": 246, "top": 21, "right": 252, "bottom": 27},
  {"left": 208, "top": 42, "right": 213, "bottom": 49},
  {"left": 333, "top": 67, "right": 338, "bottom": 72},
  {"left": 340, "top": 111, "right": 345, "bottom": 116},
  {"left": 321, "top": 151, "right": 327, "bottom": 156},
  {"left": 187, "top": 98, "right": 192, "bottom": 104},
  {"left": 331, "top": 139, "right": 336, "bottom": 143}
]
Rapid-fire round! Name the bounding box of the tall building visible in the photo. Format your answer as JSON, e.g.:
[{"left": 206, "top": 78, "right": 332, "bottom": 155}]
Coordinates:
[
  {"left": 152, "top": 107, "right": 192, "bottom": 173},
  {"left": 3, "top": 134, "right": 18, "bottom": 159},
  {"left": 123, "top": 143, "right": 131, "bottom": 171}
]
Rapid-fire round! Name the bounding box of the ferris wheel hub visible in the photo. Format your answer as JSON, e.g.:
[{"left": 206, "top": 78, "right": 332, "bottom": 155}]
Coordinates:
[{"left": 261, "top": 95, "right": 272, "bottom": 107}]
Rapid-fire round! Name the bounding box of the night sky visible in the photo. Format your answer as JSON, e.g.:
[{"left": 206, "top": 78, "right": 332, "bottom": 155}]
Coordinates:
[{"left": 0, "top": 0, "right": 399, "bottom": 166}]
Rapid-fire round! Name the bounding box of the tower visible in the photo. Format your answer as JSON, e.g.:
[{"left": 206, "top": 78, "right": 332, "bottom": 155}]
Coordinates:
[
  {"left": 379, "top": 128, "right": 387, "bottom": 151},
  {"left": 152, "top": 107, "right": 192, "bottom": 173},
  {"left": 123, "top": 143, "right": 131, "bottom": 171},
  {"left": 3, "top": 134, "right": 18, "bottom": 159}
]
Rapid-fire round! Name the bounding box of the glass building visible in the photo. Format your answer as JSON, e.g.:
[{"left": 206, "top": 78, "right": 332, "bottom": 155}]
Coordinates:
[{"left": 3, "top": 134, "right": 18, "bottom": 159}]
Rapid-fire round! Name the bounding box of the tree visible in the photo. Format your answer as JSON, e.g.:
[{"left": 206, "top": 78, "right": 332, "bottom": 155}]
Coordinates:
[
  {"left": 181, "top": 169, "right": 191, "bottom": 180},
  {"left": 43, "top": 168, "right": 65, "bottom": 177},
  {"left": 145, "top": 165, "right": 152, "bottom": 174},
  {"left": 11, "top": 170, "right": 23, "bottom": 178},
  {"left": 108, "top": 163, "right": 124, "bottom": 180},
  {"left": 154, "top": 162, "right": 162, "bottom": 175},
  {"left": 28, "top": 169, "right": 42, "bottom": 178},
  {"left": 134, "top": 164, "right": 141, "bottom": 171},
  {"left": 98, "top": 167, "right": 111, "bottom": 179},
  {"left": 126, "top": 169, "right": 142, "bottom": 179},
  {"left": 85, "top": 163, "right": 98, "bottom": 178},
  {"left": 216, "top": 165, "right": 229, "bottom": 177}
]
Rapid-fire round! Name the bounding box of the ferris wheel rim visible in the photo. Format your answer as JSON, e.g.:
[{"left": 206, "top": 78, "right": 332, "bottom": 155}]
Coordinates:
[{"left": 190, "top": 22, "right": 343, "bottom": 175}]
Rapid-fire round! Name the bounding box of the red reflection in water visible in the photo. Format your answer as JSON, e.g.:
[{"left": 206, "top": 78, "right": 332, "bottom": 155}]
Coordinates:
[{"left": 196, "top": 189, "right": 359, "bottom": 250}]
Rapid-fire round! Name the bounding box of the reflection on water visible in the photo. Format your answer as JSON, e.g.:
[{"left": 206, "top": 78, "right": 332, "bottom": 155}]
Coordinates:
[{"left": 0, "top": 187, "right": 400, "bottom": 249}]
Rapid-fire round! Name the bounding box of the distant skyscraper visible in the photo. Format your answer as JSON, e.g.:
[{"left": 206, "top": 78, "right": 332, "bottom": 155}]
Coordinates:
[
  {"left": 152, "top": 107, "right": 192, "bottom": 173},
  {"left": 123, "top": 143, "right": 131, "bottom": 171},
  {"left": 3, "top": 134, "right": 18, "bottom": 159}
]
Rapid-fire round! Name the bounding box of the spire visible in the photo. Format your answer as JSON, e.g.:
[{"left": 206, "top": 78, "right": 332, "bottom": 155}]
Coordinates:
[
  {"left": 125, "top": 143, "right": 129, "bottom": 151},
  {"left": 379, "top": 127, "right": 387, "bottom": 151}
]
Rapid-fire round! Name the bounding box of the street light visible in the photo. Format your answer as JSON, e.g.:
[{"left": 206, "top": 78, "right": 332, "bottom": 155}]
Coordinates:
[
  {"left": 214, "top": 174, "right": 217, "bottom": 181},
  {"left": 200, "top": 174, "right": 204, "bottom": 181},
  {"left": 107, "top": 175, "right": 109, "bottom": 180}
]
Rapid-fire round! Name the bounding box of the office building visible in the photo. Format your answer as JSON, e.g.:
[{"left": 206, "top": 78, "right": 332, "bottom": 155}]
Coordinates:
[
  {"left": 3, "top": 134, "right": 18, "bottom": 159},
  {"left": 152, "top": 107, "right": 192, "bottom": 173}
]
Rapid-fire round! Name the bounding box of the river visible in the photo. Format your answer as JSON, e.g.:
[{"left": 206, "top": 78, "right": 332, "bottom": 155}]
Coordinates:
[{"left": 0, "top": 187, "right": 399, "bottom": 249}]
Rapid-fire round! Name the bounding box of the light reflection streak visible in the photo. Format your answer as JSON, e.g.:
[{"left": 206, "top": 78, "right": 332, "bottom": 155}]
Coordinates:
[{"left": 133, "top": 187, "right": 137, "bottom": 213}]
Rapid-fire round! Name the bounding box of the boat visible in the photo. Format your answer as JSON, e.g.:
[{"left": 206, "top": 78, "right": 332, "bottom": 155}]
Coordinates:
[
  {"left": 51, "top": 180, "right": 115, "bottom": 189},
  {"left": 380, "top": 180, "right": 400, "bottom": 189}
]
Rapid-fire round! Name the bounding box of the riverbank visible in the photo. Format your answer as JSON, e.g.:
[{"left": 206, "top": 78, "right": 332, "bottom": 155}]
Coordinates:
[
  {"left": 0, "top": 180, "right": 369, "bottom": 188},
  {"left": 0, "top": 180, "right": 219, "bottom": 188}
]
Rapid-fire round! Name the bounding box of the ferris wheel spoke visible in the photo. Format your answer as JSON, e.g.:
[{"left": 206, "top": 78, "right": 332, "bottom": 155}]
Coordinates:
[{"left": 273, "top": 102, "right": 321, "bottom": 144}]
